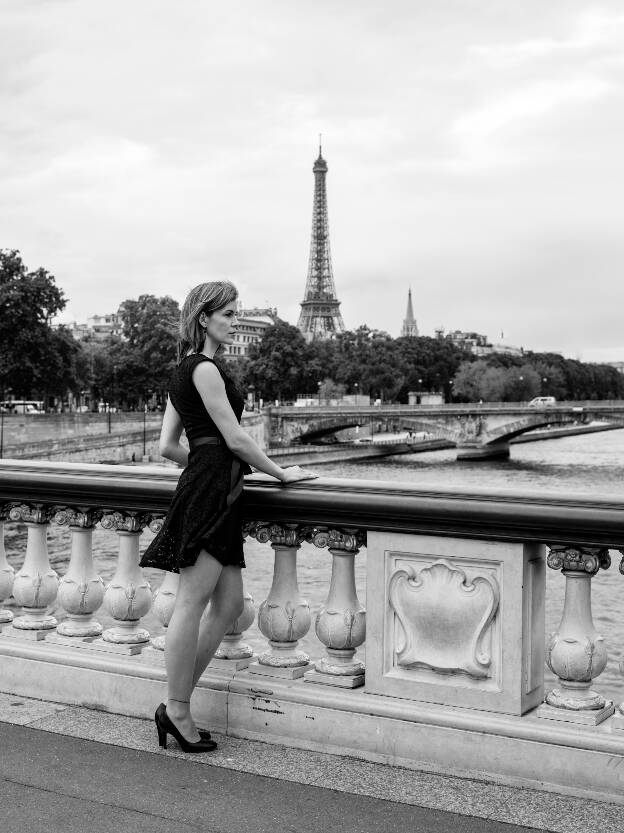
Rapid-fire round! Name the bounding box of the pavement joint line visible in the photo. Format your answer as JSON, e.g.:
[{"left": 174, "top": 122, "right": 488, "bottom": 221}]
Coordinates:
[
  {"left": 1, "top": 773, "right": 214, "bottom": 833},
  {"left": 1, "top": 698, "right": 622, "bottom": 833}
]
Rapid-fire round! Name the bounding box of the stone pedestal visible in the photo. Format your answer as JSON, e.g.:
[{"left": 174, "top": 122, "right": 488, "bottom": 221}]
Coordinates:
[{"left": 366, "top": 532, "right": 546, "bottom": 715}]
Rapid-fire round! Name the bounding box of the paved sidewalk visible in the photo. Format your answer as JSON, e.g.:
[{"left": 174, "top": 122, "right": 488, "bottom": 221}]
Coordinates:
[{"left": 0, "top": 694, "right": 621, "bottom": 833}]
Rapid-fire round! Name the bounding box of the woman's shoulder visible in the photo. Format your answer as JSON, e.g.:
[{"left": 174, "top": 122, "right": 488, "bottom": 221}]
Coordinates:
[{"left": 178, "top": 353, "right": 219, "bottom": 371}]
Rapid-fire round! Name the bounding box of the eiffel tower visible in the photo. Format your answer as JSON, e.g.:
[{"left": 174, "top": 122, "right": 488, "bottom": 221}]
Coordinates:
[{"left": 297, "top": 143, "right": 345, "bottom": 341}]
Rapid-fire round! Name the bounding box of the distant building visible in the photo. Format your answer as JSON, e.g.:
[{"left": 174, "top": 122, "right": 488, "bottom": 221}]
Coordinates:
[
  {"left": 62, "top": 312, "right": 123, "bottom": 342},
  {"left": 401, "top": 288, "right": 419, "bottom": 337},
  {"left": 356, "top": 324, "right": 392, "bottom": 341},
  {"left": 443, "top": 329, "right": 491, "bottom": 353},
  {"left": 437, "top": 328, "right": 523, "bottom": 357},
  {"left": 222, "top": 305, "right": 279, "bottom": 361},
  {"left": 482, "top": 342, "right": 524, "bottom": 357},
  {"left": 606, "top": 361, "right": 624, "bottom": 374}
]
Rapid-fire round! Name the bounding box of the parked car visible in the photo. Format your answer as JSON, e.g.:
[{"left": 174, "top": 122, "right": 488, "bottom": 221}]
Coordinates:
[{"left": 528, "top": 396, "right": 556, "bottom": 407}]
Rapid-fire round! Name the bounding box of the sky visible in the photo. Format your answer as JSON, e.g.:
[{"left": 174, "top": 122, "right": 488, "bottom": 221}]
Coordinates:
[{"left": 1, "top": 0, "right": 623, "bottom": 362}]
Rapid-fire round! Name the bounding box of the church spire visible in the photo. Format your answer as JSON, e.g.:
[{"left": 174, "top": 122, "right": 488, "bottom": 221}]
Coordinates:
[{"left": 401, "top": 288, "right": 418, "bottom": 337}]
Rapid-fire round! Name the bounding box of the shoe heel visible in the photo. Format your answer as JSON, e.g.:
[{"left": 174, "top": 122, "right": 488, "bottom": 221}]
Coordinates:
[{"left": 156, "top": 722, "right": 167, "bottom": 749}]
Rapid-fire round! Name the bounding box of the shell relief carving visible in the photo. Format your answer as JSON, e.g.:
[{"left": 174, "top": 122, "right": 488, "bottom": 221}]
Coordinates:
[{"left": 389, "top": 559, "right": 500, "bottom": 679}]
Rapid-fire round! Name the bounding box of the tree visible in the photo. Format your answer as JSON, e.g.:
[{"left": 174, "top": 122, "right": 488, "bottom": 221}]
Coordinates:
[
  {"left": 113, "top": 294, "right": 180, "bottom": 405},
  {"left": 318, "top": 377, "right": 346, "bottom": 403},
  {"left": 0, "top": 249, "right": 78, "bottom": 401},
  {"left": 502, "top": 364, "right": 541, "bottom": 402},
  {"left": 452, "top": 361, "right": 487, "bottom": 402},
  {"left": 246, "top": 320, "right": 309, "bottom": 402},
  {"left": 395, "top": 336, "right": 466, "bottom": 402}
]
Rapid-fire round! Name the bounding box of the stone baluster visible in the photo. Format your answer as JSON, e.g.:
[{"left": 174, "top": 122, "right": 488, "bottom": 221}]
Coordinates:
[
  {"left": 537, "top": 545, "right": 614, "bottom": 725},
  {"left": 150, "top": 570, "right": 179, "bottom": 652},
  {"left": 5, "top": 504, "right": 58, "bottom": 639},
  {"left": 304, "top": 528, "right": 366, "bottom": 688},
  {"left": 212, "top": 591, "right": 256, "bottom": 670},
  {"left": 245, "top": 522, "right": 311, "bottom": 678},
  {"left": 0, "top": 506, "right": 15, "bottom": 627},
  {"left": 612, "top": 551, "right": 624, "bottom": 730},
  {"left": 50, "top": 508, "right": 105, "bottom": 641},
  {"left": 98, "top": 511, "right": 152, "bottom": 654}
]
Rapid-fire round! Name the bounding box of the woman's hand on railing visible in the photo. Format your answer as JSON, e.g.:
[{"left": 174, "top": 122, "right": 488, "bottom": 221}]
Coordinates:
[{"left": 279, "top": 466, "right": 319, "bottom": 484}]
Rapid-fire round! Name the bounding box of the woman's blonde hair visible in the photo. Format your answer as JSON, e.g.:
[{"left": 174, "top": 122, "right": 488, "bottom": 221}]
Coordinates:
[{"left": 178, "top": 281, "right": 238, "bottom": 361}]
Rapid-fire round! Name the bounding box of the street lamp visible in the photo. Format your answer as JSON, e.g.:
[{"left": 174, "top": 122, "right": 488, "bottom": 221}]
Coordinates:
[
  {"left": 143, "top": 398, "right": 147, "bottom": 458},
  {"left": 317, "top": 380, "right": 322, "bottom": 407}
]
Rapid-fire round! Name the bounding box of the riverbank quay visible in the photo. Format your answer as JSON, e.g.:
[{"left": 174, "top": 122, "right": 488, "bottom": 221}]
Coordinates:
[
  {"left": 2, "top": 460, "right": 624, "bottom": 809},
  {"left": 511, "top": 422, "right": 623, "bottom": 444},
  {"left": 268, "top": 437, "right": 454, "bottom": 465},
  {"left": 0, "top": 695, "right": 619, "bottom": 833}
]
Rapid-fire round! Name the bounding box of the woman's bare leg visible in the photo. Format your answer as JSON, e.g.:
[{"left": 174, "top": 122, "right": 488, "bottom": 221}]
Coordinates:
[
  {"left": 192, "top": 566, "right": 244, "bottom": 688},
  {"left": 165, "top": 550, "right": 222, "bottom": 740}
]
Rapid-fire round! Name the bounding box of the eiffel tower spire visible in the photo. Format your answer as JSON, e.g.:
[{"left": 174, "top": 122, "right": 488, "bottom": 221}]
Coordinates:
[
  {"left": 401, "top": 288, "right": 418, "bottom": 337},
  {"left": 297, "top": 143, "right": 345, "bottom": 341}
]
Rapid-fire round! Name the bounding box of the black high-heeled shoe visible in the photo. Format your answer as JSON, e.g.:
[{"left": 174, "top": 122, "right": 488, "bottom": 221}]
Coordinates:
[
  {"left": 154, "top": 704, "right": 217, "bottom": 753},
  {"left": 155, "top": 704, "right": 211, "bottom": 740}
]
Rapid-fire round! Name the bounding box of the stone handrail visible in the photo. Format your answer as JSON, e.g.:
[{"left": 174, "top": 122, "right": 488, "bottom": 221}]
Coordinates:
[{"left": 1, "top": 459, "right": 623, "bottom": 547}]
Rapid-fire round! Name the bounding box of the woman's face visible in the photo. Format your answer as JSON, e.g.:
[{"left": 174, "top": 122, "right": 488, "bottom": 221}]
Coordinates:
[{"left": 201, "top": 301, "right": 238, "bottom": 345}]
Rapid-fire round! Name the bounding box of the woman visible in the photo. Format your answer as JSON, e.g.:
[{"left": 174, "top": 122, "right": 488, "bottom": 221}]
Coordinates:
[{"left": 140, "top": 281, "right": 317, "bottom": 753}]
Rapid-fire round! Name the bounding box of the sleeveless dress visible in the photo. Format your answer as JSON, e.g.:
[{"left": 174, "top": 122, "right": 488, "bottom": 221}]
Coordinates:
[{"left": 139, "top": 354, "right": 251, "bottom": 572}]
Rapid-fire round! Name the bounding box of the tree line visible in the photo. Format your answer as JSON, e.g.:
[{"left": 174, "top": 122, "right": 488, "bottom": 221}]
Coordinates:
[
  {"left": 2, "top": 249, "right": 622, "bottom": 409},
  {"left": 245, "top": 322, "right": 624, "bottom": 403}
]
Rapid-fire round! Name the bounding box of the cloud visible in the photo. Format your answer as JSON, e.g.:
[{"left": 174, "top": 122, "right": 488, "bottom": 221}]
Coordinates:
[
  {"left": 1, "top": 0, "right": 624, "bottom": 360},
  {"left": 468, "top": 7, "right": 624, "bottom": 66},
  {"left": 450, "top": 76, "right": 613, "bottom": 167}
]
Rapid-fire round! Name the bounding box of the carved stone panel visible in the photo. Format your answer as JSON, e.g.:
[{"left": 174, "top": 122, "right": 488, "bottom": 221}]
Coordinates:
[
  {"left": 389, "top": 560, "right": 499, "bottom": 679},
  {"left": 366, "top": 533, "right": 545, "bottom": 716}
]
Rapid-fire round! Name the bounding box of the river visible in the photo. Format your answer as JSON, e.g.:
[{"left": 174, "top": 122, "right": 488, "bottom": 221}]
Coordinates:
[{"left": 4, "top": 427, "right": 624, "bottom": 707}]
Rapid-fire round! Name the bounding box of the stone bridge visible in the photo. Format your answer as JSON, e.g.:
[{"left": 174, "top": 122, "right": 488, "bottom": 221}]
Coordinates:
[{"left": 266, "top": 402, "right": 624, "bottom": 460}]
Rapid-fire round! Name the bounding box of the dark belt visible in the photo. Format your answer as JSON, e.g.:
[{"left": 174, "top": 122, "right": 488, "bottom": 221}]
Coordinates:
[{"left": 189, "top": 435, "right": 222, "bottom": 450}]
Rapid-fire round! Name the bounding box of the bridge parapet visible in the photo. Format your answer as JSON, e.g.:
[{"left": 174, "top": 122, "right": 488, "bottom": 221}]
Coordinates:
[{"left": 1, "top": 461, "right": 624, "bottom": 799}]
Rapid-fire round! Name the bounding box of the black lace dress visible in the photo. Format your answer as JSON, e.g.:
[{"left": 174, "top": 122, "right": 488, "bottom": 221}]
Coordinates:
[{"left": 140, "top": 354, "right": 251, "bottom": 573}]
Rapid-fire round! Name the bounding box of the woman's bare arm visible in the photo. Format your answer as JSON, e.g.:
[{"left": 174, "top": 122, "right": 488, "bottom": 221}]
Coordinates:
[
  {"left": 192, "top": 363, "right": 314, "bottom": 482},
  {"left": 159, "top": 397, "right": 189, "bottom": 467}
]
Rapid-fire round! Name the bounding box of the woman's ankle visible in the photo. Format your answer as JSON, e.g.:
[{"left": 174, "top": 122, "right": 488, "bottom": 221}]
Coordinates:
[{"left": 167, "top": 698, "right": 191, "bottom": 719}]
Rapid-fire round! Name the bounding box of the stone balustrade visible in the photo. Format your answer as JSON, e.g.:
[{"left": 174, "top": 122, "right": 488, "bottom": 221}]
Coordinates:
[{"left": 2, "top": 459, "right": 624, "bottom": 800}]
